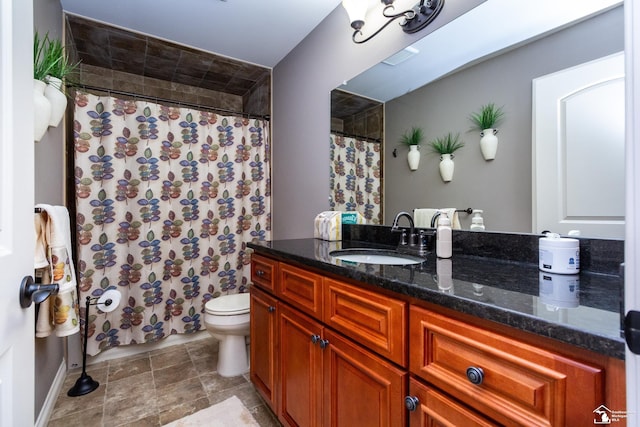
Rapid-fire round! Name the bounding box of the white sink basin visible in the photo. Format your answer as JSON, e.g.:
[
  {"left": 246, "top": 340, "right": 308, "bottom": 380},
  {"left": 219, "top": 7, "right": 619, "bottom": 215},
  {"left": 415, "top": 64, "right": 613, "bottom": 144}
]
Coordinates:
[{"left": 329, "top": 249, "right": 425, "bottom": 265}]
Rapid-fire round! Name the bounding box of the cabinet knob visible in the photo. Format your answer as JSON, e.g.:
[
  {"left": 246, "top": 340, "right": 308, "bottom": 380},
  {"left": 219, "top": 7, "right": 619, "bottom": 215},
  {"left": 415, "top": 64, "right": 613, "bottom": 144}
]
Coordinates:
[
  {"left": 256, "top": 270, "right": 265, "bottom": 277},
  {"left": 466, "top": 366, "right": 484, "bottom": 385},
  {"left": 404, "top": 396, "right": 419, "bottom": 412},
  {"left": 319, "top": 339, "right": 330, "bottom": 349},
  {"left": 268, "top": 305, "right": 276, "bottom": 313},
  {"left": 311, "top": 334, "right": 321, "bottom": 344}
]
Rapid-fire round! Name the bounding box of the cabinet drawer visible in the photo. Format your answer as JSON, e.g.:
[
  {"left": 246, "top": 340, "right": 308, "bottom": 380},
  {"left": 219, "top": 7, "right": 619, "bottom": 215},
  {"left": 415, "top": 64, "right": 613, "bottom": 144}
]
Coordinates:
[
  {"left": 251, "top": 254, "right": 277, "bottom": 292},
  {"left": 408, "top": 377, "right": 497, "bottom": 427},
  {"left": 410, "top": 306, "right": 604, "bottom": 426},
  {"left": 279, "top": 263, "right": 323, "bottom": 320},
  {"left": 324, "top": 278, "right": 406, "bottom": 366}
]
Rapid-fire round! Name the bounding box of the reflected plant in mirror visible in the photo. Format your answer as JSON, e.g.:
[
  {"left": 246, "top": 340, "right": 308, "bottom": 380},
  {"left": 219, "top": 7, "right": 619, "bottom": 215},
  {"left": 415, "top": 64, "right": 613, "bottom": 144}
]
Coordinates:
[
  {"left": 428, "top": 132, "right": 464, "bottom": 182},
  {"left": 469, "top": 103, "right": 504, "bottom": 160},
  {"left": 399, "top": 126, "right": 425, "bottom": 171}
]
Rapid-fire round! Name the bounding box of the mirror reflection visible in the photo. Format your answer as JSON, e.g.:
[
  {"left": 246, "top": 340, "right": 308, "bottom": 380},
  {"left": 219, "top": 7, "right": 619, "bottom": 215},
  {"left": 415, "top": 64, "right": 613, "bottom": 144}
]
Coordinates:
[{"left": 330, "top": 3, "right": 624, "bottom": 239}]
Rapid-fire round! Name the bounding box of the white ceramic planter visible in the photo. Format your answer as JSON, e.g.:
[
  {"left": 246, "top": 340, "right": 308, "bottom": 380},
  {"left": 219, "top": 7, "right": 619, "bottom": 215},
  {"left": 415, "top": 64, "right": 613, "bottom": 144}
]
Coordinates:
[
  {"left": 44, "top": 76, "right": 68, "bottom": 127},
  {"left": 34, "top": 79, "right": 52, "bottom": 142},
  {"left": 439, "top": 153, "right": 454, "bottom": 182},
  {"left": 407, "top": 145, "right": 420, "bottom": 171},
  {"left": 480, "top": 128, "right": 499, "bottom": 160}
]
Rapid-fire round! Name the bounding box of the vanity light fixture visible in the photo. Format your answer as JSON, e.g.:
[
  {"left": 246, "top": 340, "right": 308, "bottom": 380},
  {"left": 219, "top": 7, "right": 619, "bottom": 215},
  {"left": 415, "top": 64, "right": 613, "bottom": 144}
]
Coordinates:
[{"left": 342, "top": 0, "right": 445, "bottom": 44}]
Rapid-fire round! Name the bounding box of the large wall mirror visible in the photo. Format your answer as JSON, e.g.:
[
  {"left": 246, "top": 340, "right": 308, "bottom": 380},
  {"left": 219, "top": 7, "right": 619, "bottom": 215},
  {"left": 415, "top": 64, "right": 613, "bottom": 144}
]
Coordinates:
[{"left": 330, "top": 1, "right": 624, "bottom": 239}]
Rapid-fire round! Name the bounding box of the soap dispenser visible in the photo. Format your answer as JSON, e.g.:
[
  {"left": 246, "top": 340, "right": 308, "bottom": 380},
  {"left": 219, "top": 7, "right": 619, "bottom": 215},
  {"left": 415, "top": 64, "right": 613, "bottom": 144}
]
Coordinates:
[
  {"left": 436, "top": 213, "right": 452, "bottom": 259},
  {"left": 470, "top": 209, "right": 485, "bottom": 231}
]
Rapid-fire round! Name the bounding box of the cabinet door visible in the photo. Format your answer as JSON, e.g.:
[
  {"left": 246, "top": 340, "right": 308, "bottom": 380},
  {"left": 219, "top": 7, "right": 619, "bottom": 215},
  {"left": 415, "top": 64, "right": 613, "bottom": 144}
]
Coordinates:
[
  {"left": 279, "top": 304, "right": 324, "bottom": 427},
  {"left": 250, "top": 286, "right": 278, "bottom": 412},
  {"left": 407, "top": 377, "right": 497, "bottom": 427},
  {"left": 410, "top": 306, "right": 604, "bottom": 426},
  {"left": 279, "top": 263, "right": 324, "bottom": 320},
  {"left": 322, "top": 329, "right": 407, "bottom": 427},
  {"left": 251, "top": 253, "right": 278, "bottom": 293},
  {"left": 323, "top": 278, "right": 407, "bottom": 366}
]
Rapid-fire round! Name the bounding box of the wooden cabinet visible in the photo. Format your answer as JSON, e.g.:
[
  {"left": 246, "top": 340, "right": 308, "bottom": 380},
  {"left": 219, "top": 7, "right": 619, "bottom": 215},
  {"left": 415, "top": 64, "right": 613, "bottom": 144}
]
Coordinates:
[
  {"left": 251, "top": 253, "right": 277, "bottom": 293},
  {"left": 250, "top": 286, "right": 278, "bottom": 412},
  {"left": 279, "top": 304, "right": 324, "bottom": 427},
  {"left": 410, "top": 305, "right": 606, "bottom": 426},
  {"left": 251, "top": 253, "right": 624, "bottom": 427},
  {"left": 252, "top": 256, "right": 407, "bottom": 427},
  {"left": 406, "top": 377, "right": 496, "bottom": 427},
  {"left": 279, "top": 262, "right": 323, "bottom": 319},
  {"left": 323, "top": 278, "right": 407, "bottom": 366},
  {"left": 322, "top": 329, "right": 407, "bottom": 427},
  {"left": 278, "top": 304, "right": 407, "bottom": 427}
]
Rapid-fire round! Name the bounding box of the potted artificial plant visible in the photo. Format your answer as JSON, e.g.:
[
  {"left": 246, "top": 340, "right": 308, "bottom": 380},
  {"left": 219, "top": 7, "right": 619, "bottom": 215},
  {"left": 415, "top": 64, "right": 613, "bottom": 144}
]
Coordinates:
[
  {"left": 399, "top": 126, "right": 424, "bottom": 171},
  {"left": 469, "top": 103, "right": 505, "bottom": 160},
  {"left": 33, "top": 32, "right": 79, "bottom": 140},
  {"left": 429, "top": 132, "right": 465, "bottom": 182}
]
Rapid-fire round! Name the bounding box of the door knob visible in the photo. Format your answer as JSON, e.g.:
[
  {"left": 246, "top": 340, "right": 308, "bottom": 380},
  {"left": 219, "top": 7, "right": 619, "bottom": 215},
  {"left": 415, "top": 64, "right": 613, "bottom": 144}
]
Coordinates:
[{"left": 19, "top": 276, "right": 59, "bottom": 308}]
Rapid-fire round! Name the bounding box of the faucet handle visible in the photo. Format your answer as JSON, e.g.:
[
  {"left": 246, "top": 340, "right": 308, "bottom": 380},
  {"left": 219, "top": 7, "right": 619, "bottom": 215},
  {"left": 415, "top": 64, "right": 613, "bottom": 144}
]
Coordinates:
[{"left": 393, "top": 228, "right": 408, "bottom": 245}]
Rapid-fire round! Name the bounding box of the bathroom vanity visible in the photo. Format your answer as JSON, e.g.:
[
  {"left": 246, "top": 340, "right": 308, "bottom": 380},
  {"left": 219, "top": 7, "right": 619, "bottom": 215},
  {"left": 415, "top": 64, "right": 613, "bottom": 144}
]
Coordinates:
[{"left": 248, "top": 231, "right": 626, "bottom": 426}]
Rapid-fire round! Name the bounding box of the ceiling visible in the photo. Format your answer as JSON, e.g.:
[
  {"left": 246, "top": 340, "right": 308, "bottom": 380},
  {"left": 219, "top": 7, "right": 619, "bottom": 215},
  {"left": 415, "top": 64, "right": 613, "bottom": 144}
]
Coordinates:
[
  {"left": 340, "top": 0, "right": 623, "bottom": 102},
  {"left": 65, "top": 15, "right": 272, "bottom": 98},
  {"left": 60, "top": 0, "right": 343, "bottom": 69}
]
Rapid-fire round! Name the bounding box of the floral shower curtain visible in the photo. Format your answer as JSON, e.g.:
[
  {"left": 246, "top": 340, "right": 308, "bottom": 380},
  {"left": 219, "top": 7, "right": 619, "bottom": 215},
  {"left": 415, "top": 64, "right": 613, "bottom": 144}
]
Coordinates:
[
  {"left": 329, "top": 133, "right": 382, "bottom": 224},
  {"left": 73, "top": 91, "right": 270, "bottom": 355}
]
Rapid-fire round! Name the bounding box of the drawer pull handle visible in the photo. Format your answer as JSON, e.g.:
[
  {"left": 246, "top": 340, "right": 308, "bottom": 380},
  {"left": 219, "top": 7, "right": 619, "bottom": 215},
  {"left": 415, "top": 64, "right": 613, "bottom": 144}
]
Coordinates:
[
  {"left": 311, "top": 334, "right": 321, "bottom": 344},
  {"left": 256, "top": 270, "right": 265, "bottom": 277},
  {"left": 404, "top": 396, "right": 419, "bottom": 412},
  {"left": 268, "top": 306, "right": 276, "bottom": 313},
  {"left": 466, "top": 366, "right": 484, "bottom": 385},
  {"left": 319, "top": 339, "right": 330, "bottom": 349}
]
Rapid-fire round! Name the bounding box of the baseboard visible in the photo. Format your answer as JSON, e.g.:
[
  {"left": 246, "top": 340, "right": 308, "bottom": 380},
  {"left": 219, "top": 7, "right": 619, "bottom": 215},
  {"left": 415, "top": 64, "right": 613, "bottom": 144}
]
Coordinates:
[
  {"left": 87, "top": 330, "right": 211, "bottom": 365},
  {"left": 35, "top": 360, "right": 66, "bottom": 427}
]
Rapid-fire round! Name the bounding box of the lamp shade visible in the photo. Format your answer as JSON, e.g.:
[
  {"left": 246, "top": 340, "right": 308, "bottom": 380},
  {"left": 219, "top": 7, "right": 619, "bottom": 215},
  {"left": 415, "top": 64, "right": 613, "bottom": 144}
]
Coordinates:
[{"left": 342, "top": 0, "right": 368, "bottom": 30}]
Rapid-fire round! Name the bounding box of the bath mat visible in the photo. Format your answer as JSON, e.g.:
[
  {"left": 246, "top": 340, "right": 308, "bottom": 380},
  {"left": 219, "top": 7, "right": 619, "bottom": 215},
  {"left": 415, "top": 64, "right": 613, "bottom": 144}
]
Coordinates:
[{"left": 165, "top": 395, "right": 260, "bottom": 427}]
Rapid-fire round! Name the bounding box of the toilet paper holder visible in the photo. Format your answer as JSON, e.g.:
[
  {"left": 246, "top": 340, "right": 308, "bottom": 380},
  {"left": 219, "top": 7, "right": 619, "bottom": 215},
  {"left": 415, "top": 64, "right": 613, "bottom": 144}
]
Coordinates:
[{"left": 19, "top": 275, "right": 59, "bottom": 308}]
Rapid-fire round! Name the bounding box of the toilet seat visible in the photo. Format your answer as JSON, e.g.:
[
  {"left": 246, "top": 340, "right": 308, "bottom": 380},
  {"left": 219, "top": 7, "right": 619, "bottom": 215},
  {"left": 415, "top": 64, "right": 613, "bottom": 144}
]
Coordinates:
[{"left": 205, "top": 293, "right": 250, "bottom": 316}]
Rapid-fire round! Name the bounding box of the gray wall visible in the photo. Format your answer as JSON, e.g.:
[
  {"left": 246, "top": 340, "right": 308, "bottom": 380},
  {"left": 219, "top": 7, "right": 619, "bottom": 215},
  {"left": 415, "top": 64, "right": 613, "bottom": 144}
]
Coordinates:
[
  {"left": 384, "top": 6, "right": 624, "bottom": 232},
  {"left": 33, "top": 0, "right": 66, "bottom": 420},
  {"left": 271, "top": 0, "right": 484, "bottom": 239}
]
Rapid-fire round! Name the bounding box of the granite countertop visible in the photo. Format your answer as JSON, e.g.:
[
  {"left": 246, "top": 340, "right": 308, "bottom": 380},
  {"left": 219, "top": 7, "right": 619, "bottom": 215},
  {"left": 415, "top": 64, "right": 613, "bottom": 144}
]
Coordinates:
[{"left": 248, "top": 238, "right": 625, "bottom": 360}]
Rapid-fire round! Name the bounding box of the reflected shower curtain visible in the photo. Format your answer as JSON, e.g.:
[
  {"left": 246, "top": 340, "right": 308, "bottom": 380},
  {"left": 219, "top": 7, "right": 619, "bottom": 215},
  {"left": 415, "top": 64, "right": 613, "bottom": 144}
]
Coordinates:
[
  {"left": 73, "top": 91, "right": 270, "bottom": 355},
  {"left": 329, "top": 134, "right": 382, "bottom": 224}
]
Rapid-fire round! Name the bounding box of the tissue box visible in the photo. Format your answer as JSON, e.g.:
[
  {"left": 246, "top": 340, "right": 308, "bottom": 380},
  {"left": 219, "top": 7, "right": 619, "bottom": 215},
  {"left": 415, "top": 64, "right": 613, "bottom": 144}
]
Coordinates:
[{"left": 314, "top": 211, "right": 365, "bottom": 241}]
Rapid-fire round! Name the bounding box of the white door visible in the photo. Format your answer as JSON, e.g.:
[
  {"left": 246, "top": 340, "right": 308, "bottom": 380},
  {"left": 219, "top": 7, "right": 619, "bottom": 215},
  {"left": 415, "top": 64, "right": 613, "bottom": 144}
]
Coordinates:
[
  {"left": 533, "top": 52, "right": 625, "bottom": 239},
  {"left": 0, "top": 0, "right": 36, "bottom": 426}
]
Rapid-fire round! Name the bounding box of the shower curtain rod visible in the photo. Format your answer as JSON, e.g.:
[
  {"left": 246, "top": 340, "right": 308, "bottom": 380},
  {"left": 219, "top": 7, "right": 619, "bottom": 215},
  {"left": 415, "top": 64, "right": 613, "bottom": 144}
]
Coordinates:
[
  {"left": 331, "top": 129, "right": 381, "bottom": 144},
  {"left": 73, "top": 84, "right": 271, "bottom": 121}
]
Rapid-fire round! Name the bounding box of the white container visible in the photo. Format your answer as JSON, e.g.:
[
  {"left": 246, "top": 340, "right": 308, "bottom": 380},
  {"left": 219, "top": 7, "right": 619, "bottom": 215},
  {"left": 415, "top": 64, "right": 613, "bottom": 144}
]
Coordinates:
[
  {"left": 538, "top": 272, "right": 580, "bottom": 309},
  {"left": 436, "top": 214, "right": 452, "bottom": 259},
  {"left": 539, "top": 233, "right": 580, "bottom": 274},
  {"left": 469, "top": 209, "right": 485, "bottom": 231}
]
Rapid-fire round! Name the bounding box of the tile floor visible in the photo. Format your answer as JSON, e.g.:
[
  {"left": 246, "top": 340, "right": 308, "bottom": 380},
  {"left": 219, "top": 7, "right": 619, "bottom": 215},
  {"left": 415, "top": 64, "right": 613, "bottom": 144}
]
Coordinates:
[{"left": 47, "top": 337, "right": 281, "bottom": 426}]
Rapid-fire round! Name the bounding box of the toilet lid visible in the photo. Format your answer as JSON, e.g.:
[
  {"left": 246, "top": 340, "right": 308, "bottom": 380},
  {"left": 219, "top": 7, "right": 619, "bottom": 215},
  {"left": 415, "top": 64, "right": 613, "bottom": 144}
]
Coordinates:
[{"left": 205, "top": 293, "right": 250, "bottom": 315}]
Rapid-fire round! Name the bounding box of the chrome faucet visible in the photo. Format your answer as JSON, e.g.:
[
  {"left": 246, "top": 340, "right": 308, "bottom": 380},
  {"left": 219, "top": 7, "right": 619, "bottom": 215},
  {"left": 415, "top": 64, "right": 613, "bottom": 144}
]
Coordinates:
[
  {"left": 430, "top": 211, "right": 441, "bottom": 228},
  {"left": 391, "top": 211, "right": 429, "bottom": 256}
]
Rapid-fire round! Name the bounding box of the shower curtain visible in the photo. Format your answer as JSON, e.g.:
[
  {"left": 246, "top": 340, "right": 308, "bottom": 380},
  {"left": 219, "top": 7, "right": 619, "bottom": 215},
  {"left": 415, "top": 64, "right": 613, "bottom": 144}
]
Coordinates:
[
  {"left": 73, "top": 91, "right": 270, "bottom": 355},
  {"left": 329, "top": 133, "right": 382, "bottom": 224}
]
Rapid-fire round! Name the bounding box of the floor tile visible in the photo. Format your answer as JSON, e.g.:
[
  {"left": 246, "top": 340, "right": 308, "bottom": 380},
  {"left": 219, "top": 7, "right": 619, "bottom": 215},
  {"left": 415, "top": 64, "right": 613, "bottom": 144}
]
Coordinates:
[
  {"left": 153, "top": 359, "right": 199, "bottom": 388},
  {"left": 48, "top": 338, "right": 280, "bottom": 426}
]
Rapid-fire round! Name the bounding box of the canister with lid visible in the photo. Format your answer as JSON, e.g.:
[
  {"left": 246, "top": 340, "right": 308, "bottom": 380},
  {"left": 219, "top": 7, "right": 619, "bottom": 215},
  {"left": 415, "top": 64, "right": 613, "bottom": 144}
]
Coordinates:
[{"left": 538, "top": 233, "right": 580, "bottom": 274}]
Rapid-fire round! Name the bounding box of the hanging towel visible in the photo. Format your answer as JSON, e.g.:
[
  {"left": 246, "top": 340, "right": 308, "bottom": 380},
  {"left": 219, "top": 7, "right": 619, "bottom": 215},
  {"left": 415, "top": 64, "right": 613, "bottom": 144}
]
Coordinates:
[
  {"left": 414, "top": 208, "right": 462, "bottom": 229},
  {"left": 34, "top": 204, "right": 80, "bottom": 337}
]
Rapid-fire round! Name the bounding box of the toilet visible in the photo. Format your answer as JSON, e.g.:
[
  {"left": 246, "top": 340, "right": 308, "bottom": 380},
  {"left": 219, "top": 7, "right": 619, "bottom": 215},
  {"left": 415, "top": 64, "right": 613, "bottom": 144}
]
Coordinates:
[{"left": 203, "top": 293, "right": 251, "bottom": 377}]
